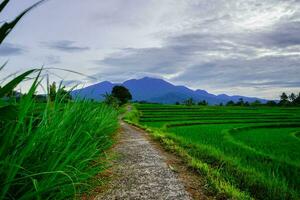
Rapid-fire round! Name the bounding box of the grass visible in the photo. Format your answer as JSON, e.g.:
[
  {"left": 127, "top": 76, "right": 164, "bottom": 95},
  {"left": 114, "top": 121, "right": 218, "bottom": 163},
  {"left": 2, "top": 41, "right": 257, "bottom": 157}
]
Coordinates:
[
  {"left": 128, "top": 103, "right": 300, "bottom": 200},
  {"left": 0, "top": 74, "right": 119, "bottom": 199},
  {"left": 1, "top": 3, "right": 119, "bottom": 197}
]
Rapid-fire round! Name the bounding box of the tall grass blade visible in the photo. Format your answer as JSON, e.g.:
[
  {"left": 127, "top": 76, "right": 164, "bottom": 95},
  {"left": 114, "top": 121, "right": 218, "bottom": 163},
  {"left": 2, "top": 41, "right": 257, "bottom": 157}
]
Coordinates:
[
  {"left": 0, "top": 0, "right": 9, "bottom": 13},
  {"left": 0, "top": 69, "right": 36, "bottom": 98},
  {"left": 0, "top": 0, "right": 46, "bottom": 44}
]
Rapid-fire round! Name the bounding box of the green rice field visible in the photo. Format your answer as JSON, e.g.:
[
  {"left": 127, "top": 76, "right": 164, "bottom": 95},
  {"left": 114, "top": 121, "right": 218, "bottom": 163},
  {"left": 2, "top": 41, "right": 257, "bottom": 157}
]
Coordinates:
[{"left": 134, "top": 104, "right": 300, "bottom": 199}]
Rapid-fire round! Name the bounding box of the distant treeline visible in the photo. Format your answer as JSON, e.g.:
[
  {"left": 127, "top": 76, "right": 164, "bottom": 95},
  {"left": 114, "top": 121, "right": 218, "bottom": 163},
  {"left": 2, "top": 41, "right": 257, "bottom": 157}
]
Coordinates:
[
  {"left": 135, "top": 92, "right": 300, "bottom": 107},
  {"left": 224, "top": 92, "right": 300, "bottom": 107},
  {"left": 177, "top": 92, "right": 300, "bottom": 107},
  {"left": 276, "top": 92, "right": 300, "bottom": 106}
]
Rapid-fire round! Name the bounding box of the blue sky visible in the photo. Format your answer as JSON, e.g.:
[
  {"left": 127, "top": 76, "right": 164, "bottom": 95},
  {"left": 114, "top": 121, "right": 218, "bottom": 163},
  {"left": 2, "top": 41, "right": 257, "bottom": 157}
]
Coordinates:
[{"left": 0, "top": 0, "right": 300, "bottom": 99}]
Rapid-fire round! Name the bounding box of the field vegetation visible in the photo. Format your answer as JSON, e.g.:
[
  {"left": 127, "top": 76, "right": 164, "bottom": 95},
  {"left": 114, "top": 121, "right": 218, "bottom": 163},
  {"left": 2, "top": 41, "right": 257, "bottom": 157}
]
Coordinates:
[
  {"left": 2, "top": 1, "right": 300, "bottom": 199},
  {"left": 0, "top": 84, "right": 118, "bottom": 199},
  {"left": 128, "top": 104, "right": 300, "bottom": 199}
]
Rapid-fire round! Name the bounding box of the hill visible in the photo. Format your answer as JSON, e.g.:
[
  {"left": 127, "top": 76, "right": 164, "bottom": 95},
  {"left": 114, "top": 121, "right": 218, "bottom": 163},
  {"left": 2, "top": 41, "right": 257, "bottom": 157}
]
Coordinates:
[{"left": 71, "top": 77, "right": 268, "bottom": 104}]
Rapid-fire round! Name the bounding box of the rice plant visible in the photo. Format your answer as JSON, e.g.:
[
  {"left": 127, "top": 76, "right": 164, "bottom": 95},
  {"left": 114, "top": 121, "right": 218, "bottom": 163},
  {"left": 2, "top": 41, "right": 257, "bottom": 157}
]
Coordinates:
[{"left": 133, "top": 104, "right": 300, "bottom": 199}]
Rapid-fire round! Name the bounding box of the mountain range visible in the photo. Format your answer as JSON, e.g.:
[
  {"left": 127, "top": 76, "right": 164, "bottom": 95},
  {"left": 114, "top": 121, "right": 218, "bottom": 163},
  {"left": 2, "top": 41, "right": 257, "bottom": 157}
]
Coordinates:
[{"left": 71, "top": 77, "right": 268, "bottom": 104}]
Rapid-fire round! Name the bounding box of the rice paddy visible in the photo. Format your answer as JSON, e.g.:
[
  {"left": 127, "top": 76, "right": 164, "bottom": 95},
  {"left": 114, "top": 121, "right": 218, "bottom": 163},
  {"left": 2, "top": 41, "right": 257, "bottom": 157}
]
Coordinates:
[{"left": 134, "top": 104, "right": 300, "bottom": 199}]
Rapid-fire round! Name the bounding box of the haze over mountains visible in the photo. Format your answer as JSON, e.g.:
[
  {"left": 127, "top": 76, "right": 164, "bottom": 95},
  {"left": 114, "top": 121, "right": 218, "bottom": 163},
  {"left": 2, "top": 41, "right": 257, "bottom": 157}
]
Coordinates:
[{"left": 72, "top": 77, "right": 268, "bottom": 104}]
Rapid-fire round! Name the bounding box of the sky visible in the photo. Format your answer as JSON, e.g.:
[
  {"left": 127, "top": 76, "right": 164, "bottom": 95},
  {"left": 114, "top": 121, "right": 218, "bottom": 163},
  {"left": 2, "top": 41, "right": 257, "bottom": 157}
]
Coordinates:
[{"left": 0, "top": 0, "right": 300, "bottom": 99}]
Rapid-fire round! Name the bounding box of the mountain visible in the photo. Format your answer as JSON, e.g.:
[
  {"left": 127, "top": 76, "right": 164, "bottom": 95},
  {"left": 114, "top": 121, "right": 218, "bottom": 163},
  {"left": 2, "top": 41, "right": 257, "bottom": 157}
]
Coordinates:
[{"left": 71, "top": 77, "right": 268, "bottom": 104}]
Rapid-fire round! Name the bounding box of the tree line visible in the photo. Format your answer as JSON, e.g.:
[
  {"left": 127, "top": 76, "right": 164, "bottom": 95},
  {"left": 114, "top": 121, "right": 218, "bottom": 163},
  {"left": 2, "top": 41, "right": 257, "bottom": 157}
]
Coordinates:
[
  {"left": 277, "top": 92, "right": 300, "bottom": 106},
  {"left": 177, "top": 92, "right": 300, "bottom": 107}
]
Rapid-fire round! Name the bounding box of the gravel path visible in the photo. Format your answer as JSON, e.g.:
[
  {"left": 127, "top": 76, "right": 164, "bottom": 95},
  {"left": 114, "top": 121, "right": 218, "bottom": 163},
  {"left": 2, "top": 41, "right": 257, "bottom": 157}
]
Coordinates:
[{"left": 95, "top": 121, "right": 192, "bottom": 200}]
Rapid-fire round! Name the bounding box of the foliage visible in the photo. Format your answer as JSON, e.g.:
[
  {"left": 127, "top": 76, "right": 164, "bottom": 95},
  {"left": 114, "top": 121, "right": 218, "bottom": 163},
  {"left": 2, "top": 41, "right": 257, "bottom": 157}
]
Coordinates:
[
  {"left": 279, "top": 92, "right": 289, "bottom": 106},
  {"left": 294, "top": 93, "right": 300, "bottom": 105},
  {"left": 266, "top": 100, "right": 277, "bottom": 106},
  {"left": 198, "top": 100, "right": 208, "bottom": 106},
  {"left": 49, "top": 81, "right": 57, "bottom": 101},
  {"left": 278, "top": 92, "right": 300, "bottom": 106},
  {"left": 183, "top": 97, "right": 195, "bottom": 106},
  {"left": 250, "top": 100, "right": 261, "bottom": 106},
  {"left": 226, "top": 100, "right": 235, "bottom": 106},
  {"left": 111, "top": 85, "right": 132, "bottom": 105},
  {"left": 0, "top": 89, "right": 118, "bottom": 199},
  {"left": 235, "top": 98, "right": 244, "bottom": 106},
  {"left": 224, "top": 91, "right": 300, "bottom": 107},
  {"left": 0, "top": 69, "right": 118, "bottom": 199},
  {"left": 123, "top": 104, "right": 139, "bottom": 124},
  {"left": 103, "top": 92, "right": 119, "bottom": 108},
  {"left": 289, "top": 93, "right": 296, "bottom": 102},
  {"left": 49, "top": 82, "right": 72, "bottom": 102}
]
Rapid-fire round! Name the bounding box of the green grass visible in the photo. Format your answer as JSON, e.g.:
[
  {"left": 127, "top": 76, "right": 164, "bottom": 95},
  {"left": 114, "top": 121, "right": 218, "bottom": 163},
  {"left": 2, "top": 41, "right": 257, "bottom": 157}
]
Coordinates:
[
  {"left": 231, "top": 126, "right": 300, "bottom": 163},
  {"left": 131, "top": 104, "right": 300, "bottom": 200},
  {"left": 0, "top": 2, "right": 120, "bottom": 199},
  {"left": 0, "top": 79, "right": 118, "bottom": 199}
]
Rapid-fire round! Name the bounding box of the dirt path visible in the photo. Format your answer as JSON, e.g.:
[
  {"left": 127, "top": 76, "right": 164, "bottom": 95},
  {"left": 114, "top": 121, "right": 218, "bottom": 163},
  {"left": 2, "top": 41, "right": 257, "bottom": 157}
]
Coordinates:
[{"left": 95, "top": 121, "right": 192, "bottom": 200}]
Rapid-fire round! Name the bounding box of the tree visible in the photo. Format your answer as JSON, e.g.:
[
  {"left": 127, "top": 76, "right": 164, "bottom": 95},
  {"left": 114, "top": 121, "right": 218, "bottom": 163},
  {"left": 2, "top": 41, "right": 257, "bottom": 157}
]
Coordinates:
[
  {"left": 183, "top": 98, "right": 195, "bottom": 106},
  {"left": 226, "top": 100, "right": 235, "bottom": 106},
  {"left": 49, "top": 82, "right": 72, "bottom": 102},
  {"left": 198, "top": 100, "right": 208, "bottom": 106},
  {"left": 175, "top": 101, "right": 180, "bottom": 105},
  {"left": 49, "top": 82, "right": 57, "bottom": 101},
  {"left": 244, "top": 101, "right": 250, "bottom": 106},
  {"left": 279, "top": 92, "right": 289, "bottom": 106},
  {"left": 289, "top": 93, "right": 296, "bottom": 102},
  {"left": 266, "top": 100, "right": 277, "bottom": 106},
  {"left": 111, "top": 85, "right": 132, "bottom": 105},
  {"left": 293, "top": 92, "right": 300, "bottom": 105},
  {"left": 280, "top": 92, "right": 288, "bottom": 101},
  {"left": 250, "top": 100, "right": 261, "bottom": 106},
  {"left": 236, "top": 98, "right": 244, "bottom": 106}
]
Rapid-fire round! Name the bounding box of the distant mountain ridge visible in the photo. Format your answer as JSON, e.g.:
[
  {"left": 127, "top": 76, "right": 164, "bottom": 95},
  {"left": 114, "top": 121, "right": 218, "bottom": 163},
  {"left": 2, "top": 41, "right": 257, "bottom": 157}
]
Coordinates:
[{"left": 71, "top": 77, "right": 268, "bottom": 104}]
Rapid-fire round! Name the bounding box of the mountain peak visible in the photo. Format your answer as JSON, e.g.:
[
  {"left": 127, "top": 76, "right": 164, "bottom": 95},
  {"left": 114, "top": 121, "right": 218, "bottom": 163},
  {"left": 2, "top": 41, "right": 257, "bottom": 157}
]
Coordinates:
[
  {"left": 140, "top": 76, "right": 154, "bottom": 80},
  {"left": 135, "top": 76, "right": 167, "bottom": 82},
  {"left": 98, "top": 81, "right": 113, "bottom": 85},
  {"left": 72, "top": 76, "right": 268, "bottom": 104}
]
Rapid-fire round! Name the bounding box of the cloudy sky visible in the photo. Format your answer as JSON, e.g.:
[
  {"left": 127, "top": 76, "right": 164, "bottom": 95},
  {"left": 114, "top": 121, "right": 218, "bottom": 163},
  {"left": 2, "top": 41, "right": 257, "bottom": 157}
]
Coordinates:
[{"left": 1, "top": 0, "right": 300, "bottom": 99}]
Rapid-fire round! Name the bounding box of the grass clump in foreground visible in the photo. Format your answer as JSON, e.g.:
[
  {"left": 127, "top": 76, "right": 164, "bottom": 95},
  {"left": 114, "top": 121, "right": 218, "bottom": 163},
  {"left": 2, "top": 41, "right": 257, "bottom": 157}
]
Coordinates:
[
  {"left": 127, "top": 103, "right": 300, "bottom": 200},
  {"left": 0, "top": 4, "right": 118, "bottom": 196},
  {"left": 0, "top": 72, "right": 118, "bottom": 199}
]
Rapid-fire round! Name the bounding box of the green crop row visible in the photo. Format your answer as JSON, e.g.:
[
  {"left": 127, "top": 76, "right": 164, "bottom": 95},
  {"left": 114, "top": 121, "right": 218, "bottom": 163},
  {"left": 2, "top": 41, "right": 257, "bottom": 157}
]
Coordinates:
[{"left": 132, "top": 104, "right": 300, "bottom": 199}]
